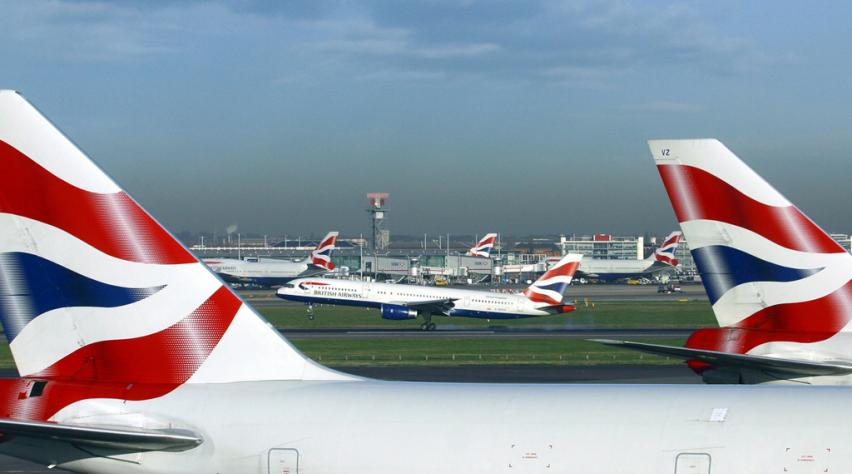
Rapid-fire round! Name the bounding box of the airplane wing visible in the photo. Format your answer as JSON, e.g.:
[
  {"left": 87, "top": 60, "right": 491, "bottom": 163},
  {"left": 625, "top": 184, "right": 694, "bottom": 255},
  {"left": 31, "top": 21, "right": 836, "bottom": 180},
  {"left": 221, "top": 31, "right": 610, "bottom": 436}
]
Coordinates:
[
  {"left": 390, "top": 298, "right": 457, "bottom": 315},
  {"left": 0, "top": 418, "right": 203, "bottom": 451},
  {"left": 297, "top": 265, "right": 331, "bottom": 278},
  {"left": 589, "top": 339, "right": 852, "bottom": 378}
]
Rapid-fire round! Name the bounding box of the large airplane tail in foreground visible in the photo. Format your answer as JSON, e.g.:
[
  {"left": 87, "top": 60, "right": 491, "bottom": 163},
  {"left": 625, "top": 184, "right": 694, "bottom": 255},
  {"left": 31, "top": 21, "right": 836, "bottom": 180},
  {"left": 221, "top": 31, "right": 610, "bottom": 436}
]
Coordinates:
[
  {"left": 310, "top": 231, "right": 338, "bottom": 270},
  {"left": 0, "top": 91, "right": 348, "bottom": 421},
  {"left": 523, "top": 253, "right": 582, "bottom": 305},
  {"left": 650, "top": 139, "right": 852, "bottom": 374},
  {"left": 467, "top": 233, "right": 497, "bottom": 257}
]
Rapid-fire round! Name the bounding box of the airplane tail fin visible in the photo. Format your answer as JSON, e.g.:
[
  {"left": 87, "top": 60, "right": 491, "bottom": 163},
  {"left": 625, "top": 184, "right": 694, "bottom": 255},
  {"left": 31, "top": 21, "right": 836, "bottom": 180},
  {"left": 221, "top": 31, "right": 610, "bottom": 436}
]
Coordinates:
[
  {"left": 0, "top": 90, "right": 348, "bottom": 417},
  {"left": 652, "top": 231, "right": 682, "bottom": 266},
  {"left": 467, "top": 233, "right": 497, "bottom": 257},
  {"left": 650, "top": 139, "right": 852, "bottom": 356},
  {"left": 523, "top": 254, "right": 582, "bottom": 305},
  {"left": 310, "top": 231, "right": 338, "bottom": 270}
]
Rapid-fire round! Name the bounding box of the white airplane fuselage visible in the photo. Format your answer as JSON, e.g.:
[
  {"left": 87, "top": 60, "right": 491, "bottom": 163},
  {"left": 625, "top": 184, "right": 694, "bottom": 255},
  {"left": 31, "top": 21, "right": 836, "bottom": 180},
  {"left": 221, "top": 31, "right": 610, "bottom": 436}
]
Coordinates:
[
  {"left": 577, "top": 257, "right": 670, "bottom": 280},
  {"left": 5, "top": 381, "right": 852, "bottom": 473},
  {"left": 204, "top": 257, "right": 317, "bottom": 286},
  {"left": 277, "top": 278, "right": 570, "bottom": 319}
]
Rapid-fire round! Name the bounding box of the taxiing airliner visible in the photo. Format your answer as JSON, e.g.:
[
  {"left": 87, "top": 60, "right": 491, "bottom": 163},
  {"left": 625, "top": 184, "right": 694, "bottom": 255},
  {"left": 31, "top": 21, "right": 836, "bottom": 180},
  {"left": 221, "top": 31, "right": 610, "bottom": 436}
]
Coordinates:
[
  {"left": 277, "top": 253, "right": 581, "bottom": 330},
  {"left": 202, "top": 231, "right": 338, "bottom": 286},
  {"left": 572, "top": 230, "right": 682, "bottom": 281},
  {"left": 2, "top": 92, "right": 852, "bottom": 473},
  {"left": 597, "top": 139, "right": 852, "bottom": 385}
]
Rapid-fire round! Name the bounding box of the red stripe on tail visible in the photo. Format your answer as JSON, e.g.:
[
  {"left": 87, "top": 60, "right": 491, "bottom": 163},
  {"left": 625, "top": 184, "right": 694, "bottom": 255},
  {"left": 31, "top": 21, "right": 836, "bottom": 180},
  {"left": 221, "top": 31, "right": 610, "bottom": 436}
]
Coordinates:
[
  {"left": 686, "top": 279, "right": 852, "bottom": 355},
  {"left": 0, "top": 140, "right": 195, "bottom": 265},
  {"left": 658, "top": 164, "right": 844, "bottom": 254},
  {"left": 0, "top": 286, "right": 240, "bottom": 421}
]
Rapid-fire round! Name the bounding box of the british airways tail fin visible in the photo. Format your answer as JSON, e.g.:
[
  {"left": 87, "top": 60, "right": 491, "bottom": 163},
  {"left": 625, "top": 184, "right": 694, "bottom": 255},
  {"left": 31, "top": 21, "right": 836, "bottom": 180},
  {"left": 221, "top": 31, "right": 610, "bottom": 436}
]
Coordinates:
[
  {"left": 0, "top": 90, "right": 349, "bottom": 400},
  {"left": 650, "top": 139, "right": 852, "bottom": 357},
  {"left": 652, "top": 231, "right": 682, "bottom": 266},
  {"left": 310, "top": 231, "right": 338, "bottom": 270},
  {"left": 467, "top": 233, "right": 497, "bottom": 258},
  {"left": 523, "top": 254, "right": 582, "bottom": 305}
]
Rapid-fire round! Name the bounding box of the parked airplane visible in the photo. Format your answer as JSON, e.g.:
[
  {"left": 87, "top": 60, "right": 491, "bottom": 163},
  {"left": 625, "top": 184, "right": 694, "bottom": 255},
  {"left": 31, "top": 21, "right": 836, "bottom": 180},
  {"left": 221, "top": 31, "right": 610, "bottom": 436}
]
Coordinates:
[
  {"left": 277, "top": 253, "right": 582, "bottom": 330},
  {"left": 597, "top": 139, "right": 852, "bottom": 385},
  {"left": 467, "top": 232, "right": 497, "bottom": 257},
  {"left": 569, "top": 230, "right": 682, "bottom": 281},
  {"left": 202, "top": 231, "right": 338, "bottom": 286},
  {"left": 4, "top": 93, "right": 852, "bottom": 473}
]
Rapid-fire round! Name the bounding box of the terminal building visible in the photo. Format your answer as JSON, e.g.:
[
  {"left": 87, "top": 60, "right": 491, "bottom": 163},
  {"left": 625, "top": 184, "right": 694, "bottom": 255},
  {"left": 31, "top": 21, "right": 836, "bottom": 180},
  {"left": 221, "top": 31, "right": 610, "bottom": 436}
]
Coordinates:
[
  {"left": 190, "top": 230, "right": 852, "bottom": 284},
  {"left": 559, "top": 234, "right": 644, "bottom": 261}
]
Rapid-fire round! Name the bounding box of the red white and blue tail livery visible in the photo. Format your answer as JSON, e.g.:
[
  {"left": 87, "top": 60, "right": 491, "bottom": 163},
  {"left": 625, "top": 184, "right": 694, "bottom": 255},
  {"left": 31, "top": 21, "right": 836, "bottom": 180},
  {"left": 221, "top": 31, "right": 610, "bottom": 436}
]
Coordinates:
[
  {"left": 574, "top": 231, "right": 681, "bottom": 281},
  {"left": 523, "top": 254, "right": 582, "bottom": 305},
  {"left": 310, "top": 231, "right": 338, "bottom": 270},
  {"left": 467, "top": 233, "right": 497, "bottom": 258},
  {"left": 599, "top": 139, "right": 852, "bottom": 384},
  {"left": 3, "top": 94, "right": 852, "bottom": 472},
  {"left": 278, "top": 253, "right": 582, "bottom": 330},
  {"left": 0, "top": 91, "right": 348, "bottom": 429},
  {"left": 654, "top": 231, "right": 682, "bottom": 266}
]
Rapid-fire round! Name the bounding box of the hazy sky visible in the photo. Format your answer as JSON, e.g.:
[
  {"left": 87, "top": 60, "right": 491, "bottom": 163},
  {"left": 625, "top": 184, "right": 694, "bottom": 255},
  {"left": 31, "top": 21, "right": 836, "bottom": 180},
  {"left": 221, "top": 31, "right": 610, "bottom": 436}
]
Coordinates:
[{"left": 2, "top": 1, "right": 852, "bottom": 237}]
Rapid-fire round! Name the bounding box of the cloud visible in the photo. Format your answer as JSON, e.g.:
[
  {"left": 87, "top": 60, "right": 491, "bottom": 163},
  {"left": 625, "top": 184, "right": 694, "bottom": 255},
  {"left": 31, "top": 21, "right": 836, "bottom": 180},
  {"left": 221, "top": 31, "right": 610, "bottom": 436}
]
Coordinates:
[
  {"left": 0, "top": 0, "right": 771, "bottom": 83},
  {"left": 0, "top": 1, "right": 208, "bottom": 62},
  {"left": 358, "top": 69, "right": 447, "bottom": 82},
  {"left": 624, "top": 101, "right": 704, "bottom": 113}
]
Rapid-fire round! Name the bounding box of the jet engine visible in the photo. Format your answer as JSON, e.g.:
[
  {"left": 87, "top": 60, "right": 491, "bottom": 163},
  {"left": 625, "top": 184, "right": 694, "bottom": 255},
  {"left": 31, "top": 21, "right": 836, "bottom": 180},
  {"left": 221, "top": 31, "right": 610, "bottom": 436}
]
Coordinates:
[{"left": 381, "top": 304, "right": 418, "bottom": 320}]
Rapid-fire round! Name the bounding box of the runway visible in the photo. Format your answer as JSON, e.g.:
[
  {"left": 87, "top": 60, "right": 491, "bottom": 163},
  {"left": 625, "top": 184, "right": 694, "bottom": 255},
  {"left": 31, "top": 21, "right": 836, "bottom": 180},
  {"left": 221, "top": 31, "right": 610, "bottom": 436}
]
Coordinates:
[{"left": 283, "top": 327, "right": 695, "bottom": 340}]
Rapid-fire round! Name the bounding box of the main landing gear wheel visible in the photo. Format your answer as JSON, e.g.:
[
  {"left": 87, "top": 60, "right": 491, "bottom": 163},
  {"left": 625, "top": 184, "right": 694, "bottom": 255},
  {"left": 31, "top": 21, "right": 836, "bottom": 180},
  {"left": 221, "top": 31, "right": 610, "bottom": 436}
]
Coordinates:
[
  {"left": 420, "top": 322, "right": 437, "bottom": 331},
  {"left": 307, "top": 304, "right": 315, "bottom": 321}
]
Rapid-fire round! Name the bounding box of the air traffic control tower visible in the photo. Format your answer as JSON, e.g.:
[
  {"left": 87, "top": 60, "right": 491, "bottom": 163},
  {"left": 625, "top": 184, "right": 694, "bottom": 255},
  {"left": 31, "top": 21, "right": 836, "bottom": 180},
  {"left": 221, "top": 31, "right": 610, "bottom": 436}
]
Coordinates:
[{"left": 367, "top": 192, "right": 389, "bottom": 252}]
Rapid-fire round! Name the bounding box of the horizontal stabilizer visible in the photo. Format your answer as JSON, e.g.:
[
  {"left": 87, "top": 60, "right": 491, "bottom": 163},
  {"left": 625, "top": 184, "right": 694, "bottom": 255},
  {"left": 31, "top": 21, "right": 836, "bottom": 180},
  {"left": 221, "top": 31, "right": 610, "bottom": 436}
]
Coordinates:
[
  {"left": 0, "top": 418, "right": 202, "bottom": 451},
  {"left": 589, "top": 339, "right": 852, "bottom": 378}
]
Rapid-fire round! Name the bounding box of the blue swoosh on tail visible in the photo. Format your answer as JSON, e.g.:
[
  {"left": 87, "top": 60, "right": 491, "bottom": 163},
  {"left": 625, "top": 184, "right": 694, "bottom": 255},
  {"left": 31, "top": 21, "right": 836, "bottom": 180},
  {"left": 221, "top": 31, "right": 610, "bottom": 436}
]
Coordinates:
[
  {"left": 0, "top": 252, "right": 165, "bottom": 341},
  {"left": 691, "top": 246, "right": 823, "bottom": 304},
  {"left": 534, "top": 282, "right": 568, "bottom": 294}
]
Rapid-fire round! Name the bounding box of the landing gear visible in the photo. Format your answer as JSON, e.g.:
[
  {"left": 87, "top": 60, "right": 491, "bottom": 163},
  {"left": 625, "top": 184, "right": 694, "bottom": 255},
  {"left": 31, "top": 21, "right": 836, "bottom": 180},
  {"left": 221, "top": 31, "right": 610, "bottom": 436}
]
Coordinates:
[
  {"left": 419, "top": 315, "right": 437, "bottom": 331},
  {"left": 307, "top": 304, "right": 315, "bottom": 321}
]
